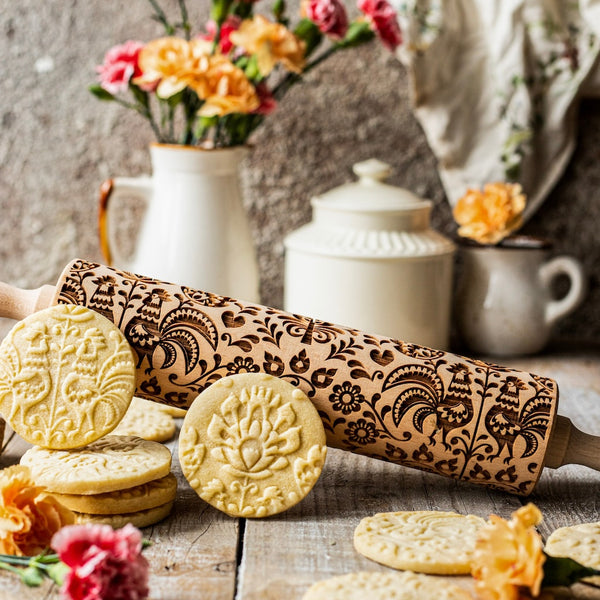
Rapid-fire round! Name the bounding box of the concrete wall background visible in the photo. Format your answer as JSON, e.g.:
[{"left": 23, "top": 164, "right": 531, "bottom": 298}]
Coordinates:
[{"left": 1, "top": 0, "right": 598, "bottom": 347}]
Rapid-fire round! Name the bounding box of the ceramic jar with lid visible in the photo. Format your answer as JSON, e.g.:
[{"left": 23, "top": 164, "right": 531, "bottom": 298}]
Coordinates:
[{"left": 283, "top": 159, "right": 455, "bottom": 349}]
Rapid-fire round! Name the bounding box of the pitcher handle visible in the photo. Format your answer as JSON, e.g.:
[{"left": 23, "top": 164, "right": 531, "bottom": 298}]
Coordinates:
[
  {"left": 98, "top": 176, "right": 153, "bottom": 267},
  {"left": 540, "top": 256, "right": 587, "bottom": 327}
]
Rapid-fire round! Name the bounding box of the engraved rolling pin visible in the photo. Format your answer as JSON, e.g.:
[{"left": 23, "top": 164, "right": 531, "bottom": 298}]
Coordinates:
[{"left": 0, "top": 258, "right": 598, "bottom": 495}]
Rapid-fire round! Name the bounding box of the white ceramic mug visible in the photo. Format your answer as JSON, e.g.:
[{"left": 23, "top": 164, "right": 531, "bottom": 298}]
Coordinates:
[{"left": 455, "top": 237, "right": 586, "bottom": 356}]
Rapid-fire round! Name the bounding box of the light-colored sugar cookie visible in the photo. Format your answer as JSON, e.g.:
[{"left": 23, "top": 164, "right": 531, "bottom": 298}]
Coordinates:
[
  {"left": 179, "top": 373, "right": 327, "bottom": 518},
  {"left": 130, "top": 397, "right": 187, "bottom": 418},
  {"left": 21, "top": 435, "right": 172, "bottom": 495},
  {"left": 0, "top": 304, "right": 135, "bottom": 449},
  {"left": 74, "top": 500, "right": 174, "bottom": 529},
  {"left": 354, "top": 511, "right": 486, "bottom": 574},
  {"left": 302, "top": 571, "right": 473, "bottom": 600},
  {"left": 545, "top": 522, "right": 600, "bottom": 585},
  {"left": 157, "top": 404, "right": 187, "bottom": 418},
  {"left": 52, "top": 472, "right": 177, "bottom": 515},
  {"left": 112, "top": 397, "right": 176, "bottom": 442}
]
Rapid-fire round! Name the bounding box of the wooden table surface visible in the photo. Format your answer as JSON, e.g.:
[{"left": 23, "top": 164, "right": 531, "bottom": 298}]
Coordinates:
[{"left": 1, "top": 345, "right": 600, "bottom": 599}]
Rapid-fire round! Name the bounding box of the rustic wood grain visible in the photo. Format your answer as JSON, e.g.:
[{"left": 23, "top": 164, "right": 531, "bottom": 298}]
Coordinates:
[
  {"left": 0, "top": 350, "right": 600, "bottom": 598},
  {"left": 145, "top": 428, "right": 239, "bottom": 600}
]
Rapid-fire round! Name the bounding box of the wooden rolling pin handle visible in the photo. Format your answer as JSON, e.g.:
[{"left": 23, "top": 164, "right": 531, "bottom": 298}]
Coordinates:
[
  {"left": 545, "top": 414, "right": 600, "bottom": 470},
  {"left": 0, "top": 282, "right": 55, "bottom": 321}
]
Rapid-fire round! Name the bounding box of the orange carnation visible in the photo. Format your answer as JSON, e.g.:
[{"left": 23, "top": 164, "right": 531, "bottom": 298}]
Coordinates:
[
  {"left": 472, "top": 503, "right": 546, "bottom": 600},
  {"left": 453, "top": 182, "right": 526, "bottom": 245},
  {"left": 135, "top": 37, "right": 258, "bottom": 116},
  {"left": 198, "top": 55, "right": 260, "bottom": 117},
  {"left": 0, "top": 465, "right": 74, "bottom": 556},
  {"left": 135, "top": 37, "right": 213, "bottom": 99},
  {"left": 230, "top": 15, "right": 306, "bottom": 76}
]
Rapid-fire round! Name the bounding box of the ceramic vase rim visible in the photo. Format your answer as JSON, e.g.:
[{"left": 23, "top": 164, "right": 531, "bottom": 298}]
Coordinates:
[
  {"left": 150, "top": 142, "right": 251, "bottom": 155},
  {"left": 457, "top": 235, "right": 553, "bottom": 252}
]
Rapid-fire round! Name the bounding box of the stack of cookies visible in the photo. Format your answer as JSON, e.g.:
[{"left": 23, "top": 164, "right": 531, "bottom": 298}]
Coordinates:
[
  {"left": 0, "top": 305, "right": 179, "bottom": 529},
  {"left": 21, "top": 435, "right": 176, "bottom": 528}
]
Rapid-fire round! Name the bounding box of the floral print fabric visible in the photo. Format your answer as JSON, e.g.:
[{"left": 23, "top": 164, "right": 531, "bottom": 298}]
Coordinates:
[{"left": 392, "top": 0, "right": 600, "bottom": 221}]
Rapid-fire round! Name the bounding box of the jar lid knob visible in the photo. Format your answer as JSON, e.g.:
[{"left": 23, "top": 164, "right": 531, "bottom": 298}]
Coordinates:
[{"left": 352, "top": 159, "right": 393, "bottom": 184}]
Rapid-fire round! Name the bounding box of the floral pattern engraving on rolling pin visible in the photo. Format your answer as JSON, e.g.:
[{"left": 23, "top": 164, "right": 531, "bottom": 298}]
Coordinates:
[{"left": 56, "top": 259, "right": 559, "bottom": 494}]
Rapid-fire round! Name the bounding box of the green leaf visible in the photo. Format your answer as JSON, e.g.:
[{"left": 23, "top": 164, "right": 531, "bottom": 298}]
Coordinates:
[
  {"left": 273, "top": 0, "right": 286, "bottom": 23},
  {"left": 195, "top": 115, "right": 218, "bottom": 138},
  {"left": 210, "top": 0, "right": 234, "bottom": 25},
  {"left": 89, "top": 84, "right": 115, "bottom": 101},
  {"left": 233, "top": 1, "right": 253, "bottom": 20},
  {"left": 129, "top": 83, "right": 149, "bottom": 109},
  {"left": 244, "top": 55, "right": 261, "bottom": 81},
  {"left": 166, "top": 89, "right": 185, "bottom": 109},
  {"left": 542, "top": 554, "right": 600, "bottom": 588},
  {"left": 337, "top": 21, "right": 375, "bottom": 49},
  {"left": 294, "top": 18, "right": 323, "bottom": 57},
  {"left": 21, "top": 566, "right": 45, "bottom": 587}
]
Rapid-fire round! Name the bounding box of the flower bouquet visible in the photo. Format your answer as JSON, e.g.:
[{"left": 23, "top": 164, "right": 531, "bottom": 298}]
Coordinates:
[{"left": 90, "top": 0, "right": 402, "bottom": 148}]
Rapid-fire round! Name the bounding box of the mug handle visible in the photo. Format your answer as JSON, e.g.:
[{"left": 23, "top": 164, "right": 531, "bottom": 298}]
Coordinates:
[
  {"left": 539, "top": 256, "right": 587, "bottom": 327},
  {"left": 98, "top": 176, "right": 153, "bottom": 266}
]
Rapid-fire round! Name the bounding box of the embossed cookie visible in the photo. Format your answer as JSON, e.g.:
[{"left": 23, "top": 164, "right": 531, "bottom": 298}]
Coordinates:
[
  {"left": 112, "top": 397, "right": 176, "bottom": 442},
  {"left": 21, "top": 435, "right": 172, "bottom": 495},
  {"left": 74, "top": 500, "right": 174, "bottom": 529},
  {"left": 52, "top": 472, "right": 177, "bottom": 515},
  {"left": 157, "top": 404, "right": 187, "bottom": 418},
  {"left": 302, "top": 571, "right": 473, "bottom": 600},
  {"left": 179, "top": 373, "right": 327, "bottom": 518},
  {"left": 0, "top": 304, "right": 136, "bottom": 449},
  {"left": 545, "top": 522, "right": 600, "bottom": 585},
  {"left": 354, "top": 511, "right": 486, "bottom": 574}
]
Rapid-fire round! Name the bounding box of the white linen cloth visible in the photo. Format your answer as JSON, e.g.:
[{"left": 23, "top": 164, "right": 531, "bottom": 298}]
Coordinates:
[{"left": 392, "top": 0, "right": 600, "bottom": 221}]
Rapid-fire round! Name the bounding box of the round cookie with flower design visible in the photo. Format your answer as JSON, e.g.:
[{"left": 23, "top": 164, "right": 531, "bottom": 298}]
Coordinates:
[
  {"left": 302, "top": 571, "right": 473, "bottom": 600},
  {"left": 51, "top": 472, "right": 177, "bottom": 515},
  {"left": 179, "top": 373, "right": 327, "bottom": 518},
  {"left": 545, "top": 522, "right": 600, "bottom": 585},
  {"left": 0, "top": 304, "right": 136, "bottom": 449},
  {"left": 112, "top": 397, "right": 177, "bottom": 442},
  {"left": 73, "top": 500, "right": 174, "bottom": 529},
  {"left": 21, "top": 435, "right": 172, "bottom": 495},
  {"left": 354, "top": 511, "right": 486, "bottom": 574}
]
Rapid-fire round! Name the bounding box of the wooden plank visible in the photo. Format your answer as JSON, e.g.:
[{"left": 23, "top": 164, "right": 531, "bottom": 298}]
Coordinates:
[{"left": 146, "top": 426, "right": 239, "bottom": 600}]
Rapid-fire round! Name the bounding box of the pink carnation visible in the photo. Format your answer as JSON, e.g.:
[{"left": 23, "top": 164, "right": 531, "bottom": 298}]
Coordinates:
[
  {"left": 52, "top": 523, "right": 149, "bottom": 600},
  {"left": 304, "top": 0, "right": 349, "bottom": 39},
  {"left": 357, "top": 0, "right": 402, "bottom": 51},
  {"left": 96, "top": 40, "right": 145, "bottom": 95},
  {"left": 202, "top": 16, "right": 242, "bottom": 54}
]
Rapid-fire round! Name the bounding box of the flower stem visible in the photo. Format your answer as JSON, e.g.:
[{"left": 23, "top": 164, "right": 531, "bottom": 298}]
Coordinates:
[
  {"left": 147, "top": 0, "right": 175, "bottom": 35},
  {"left": 0, "top": 561, "right": 28, "bottom": 576},
  {"left": 178, "top": 0, "right": 191, "bottom": 39},
  {"left": 113, "top": 97, "right": 163, "bottom": 141},
  {"left": 272, "top": 45, "right": 340, "bottom": 101}
]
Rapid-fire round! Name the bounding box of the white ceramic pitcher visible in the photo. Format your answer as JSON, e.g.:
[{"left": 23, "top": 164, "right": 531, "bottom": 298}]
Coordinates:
[
  {"left": 98, "top": 144, "right": 259, "bottom": 302},
  {"left": 455, "top": 237, "right": 586, "bottom": 356}
]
